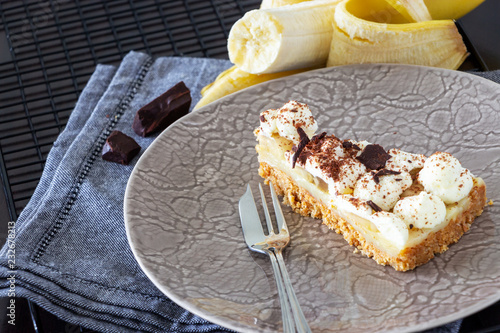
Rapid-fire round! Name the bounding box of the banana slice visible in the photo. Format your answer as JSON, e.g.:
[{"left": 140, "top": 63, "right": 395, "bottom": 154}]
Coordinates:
[
  {"left": 228, "top": 0, "right": 340, "bottom": 74},
  {"left": 327, "top": 0, "right": 468, "bottom": 70}
]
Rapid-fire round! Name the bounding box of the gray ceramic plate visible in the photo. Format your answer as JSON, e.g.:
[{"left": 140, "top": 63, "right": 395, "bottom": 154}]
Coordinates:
[{"left": 124, "top": 64, "right": 500, "bottom": 333}]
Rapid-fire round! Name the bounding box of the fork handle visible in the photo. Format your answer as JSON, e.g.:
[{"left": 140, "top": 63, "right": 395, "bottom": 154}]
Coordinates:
[
  {"left": 275, "top": 251, "right": 312, "bottom": 333},
  {"left": 268, "top": 251, "right": 295, "bottom": 333}
]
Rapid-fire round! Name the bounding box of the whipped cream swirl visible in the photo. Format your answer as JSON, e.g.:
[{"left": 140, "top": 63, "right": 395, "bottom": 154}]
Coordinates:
[
  {"left": 394, "top": 191, "right": 446, "bottom": 229},
  {"left": 259, "top": 100, "right": 318, "bottom": 143},
  {"left": 418, "top": 152, "right": 473, "bottom": 204},
  {"left": 354, "top": 170, "right": 412, "bottom": 211}
]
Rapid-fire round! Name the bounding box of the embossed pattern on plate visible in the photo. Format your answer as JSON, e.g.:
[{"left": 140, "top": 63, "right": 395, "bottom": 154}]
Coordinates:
[{"left": 124, "top": 64, "right": 500, "bottom": 333}]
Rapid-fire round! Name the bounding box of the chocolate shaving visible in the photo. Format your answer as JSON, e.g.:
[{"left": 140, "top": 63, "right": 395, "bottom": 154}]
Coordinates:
[
  {"left": 367, "top": 200, "right": 382, "bottom": 212},
  {"left": 373, "top": 169, "right": 401, "bottom": 184},
  {"left": 409, "top": 224, "right": 414, "bottom": 230},
  {"left": 356, "top": 144, "right": 391, "bottom": 170},
  {"left": 259, "top": 114, "right": 267, "bottom": 122},
  {"left": 311, "top": 132, "right": 327, "bottom": 142},
  {"left": 342, "top": 140, "right": 361, "bottom": 150},
  {"left": 291, "top": 127, "right": 310, "bottom": 168},
  {"left": 297, "top": 127, "right": 310, "bottom": 144}
]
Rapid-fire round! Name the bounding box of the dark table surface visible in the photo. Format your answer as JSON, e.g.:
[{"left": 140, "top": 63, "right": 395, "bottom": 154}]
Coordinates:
[{"left": 0, "top": 1, "right": 499, "bottom": 332}]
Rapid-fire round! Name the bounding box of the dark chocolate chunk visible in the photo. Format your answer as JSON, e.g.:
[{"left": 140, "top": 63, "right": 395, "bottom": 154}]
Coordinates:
[
  {"left": 366, "top": 200, "right": 382, "bottom": 212},
  {"left": 102, "top": 130, "right": 141, "bottom": 165},
  {"left": 259, "top": 114, "right": 267, "bottom": 122},
  {"left": 133, "top": 81, "right": 191, "bottom": 137},
  {"left": 291, "top": 127, "right": 310, "bottom": 168},
  {"left": 373, "top": 169, "right": 401, "bottom": 184},
  {"left": 356, "top": 144, "right": 391, "bottom": 170}
]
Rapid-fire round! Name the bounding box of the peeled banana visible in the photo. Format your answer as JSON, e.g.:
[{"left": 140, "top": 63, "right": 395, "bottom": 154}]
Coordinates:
[
  {"left": 228, "top": 0, "right": 340, "bottom": 74},
  {"left": 327, "top": 0, "right": 468, "bottom": 70},
  {"left": 194, "top": 66, "right": 313, "bottom": 110}
]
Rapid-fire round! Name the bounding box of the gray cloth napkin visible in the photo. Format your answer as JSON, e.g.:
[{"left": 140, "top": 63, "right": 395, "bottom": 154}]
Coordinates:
[{"left": 0, "top": 50, "right": 498, "bottom": 333}]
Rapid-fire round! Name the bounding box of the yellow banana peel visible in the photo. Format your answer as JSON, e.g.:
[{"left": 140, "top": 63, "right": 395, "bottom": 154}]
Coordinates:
[
  {"left": 424, "top": 0, "right": 485, "bottom": 20},
  {"left": 261, "top": 0, "right": 485, "bottom": 20},
  {"left": 384, "top": 0, "right": 484, "bottom": 21},
  {"left": 327, "top": 0, "right": 468, "bottom": 70},
  {"left": 194, "top": 66, "right": 313, "bottom": 110}
]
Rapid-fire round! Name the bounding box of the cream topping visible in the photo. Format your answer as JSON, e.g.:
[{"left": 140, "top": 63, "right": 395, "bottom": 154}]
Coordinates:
[
  {"left": 303, "top": 153, "right": 366, "bottom": 195},
  {"left": 353, "top": 171, "right": 412, "bottom": 211},
  {"left": 393, "top": 191, "right": 446, "bottom": 229},
  {"left": 332, "top": 194, "right": 373, "bottom": 220},
  {"left": 369, "top": 212, "right": 409, "bottom": 250},
  {"left": 285, "top": 135, "right": 367, "bottom": 194},
  {"left": 386, "top": 148, "right": 426, "bottom": 173},
  {"left": 259, "top": 108, "right": 278, "bottom": 137},
  {"left": 259, "top": 101, "right": 317, "bottom": 143},
  {"left": 418, "top": 152, "right": 473, "bottom": 204}
]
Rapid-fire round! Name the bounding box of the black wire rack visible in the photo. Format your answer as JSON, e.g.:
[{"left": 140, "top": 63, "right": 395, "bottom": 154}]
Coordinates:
[
  {"left": 0, "top": 0, "right": 260, "bottom": 219},
  {"left": 0, "top": 1, "right": 499, "bottom": 333}
]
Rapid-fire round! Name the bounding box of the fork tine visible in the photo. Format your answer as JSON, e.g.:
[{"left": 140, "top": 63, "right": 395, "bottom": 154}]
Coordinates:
[
  {"left": 239, "top": 184, "right": 266, "bottom": 249},
  {"left": 269, "top": 181, "right": 288, "bottom": 232},
  {"left": 258, "top": 183, "right": 275, "bottom": 235}
]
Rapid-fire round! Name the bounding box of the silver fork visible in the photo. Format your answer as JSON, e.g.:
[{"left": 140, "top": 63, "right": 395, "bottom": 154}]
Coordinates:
[{"left": 239, "top": 182, "right": 311, "bottom": 333}]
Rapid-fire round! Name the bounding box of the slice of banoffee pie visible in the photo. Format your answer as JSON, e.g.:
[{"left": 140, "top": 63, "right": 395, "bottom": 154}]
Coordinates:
[{"left": 255, "top": 101, "right": 487, "bottom": 271}]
